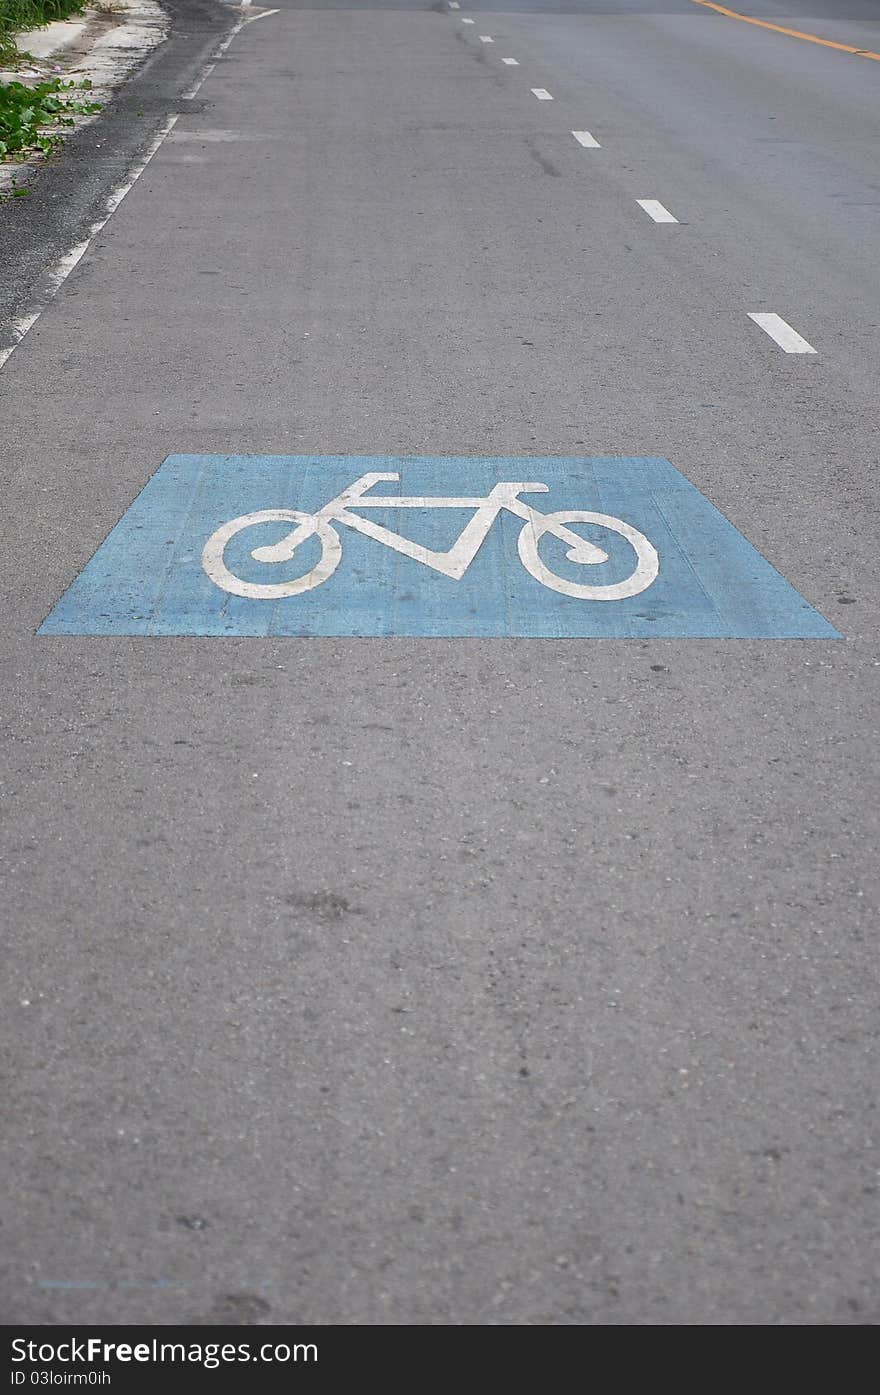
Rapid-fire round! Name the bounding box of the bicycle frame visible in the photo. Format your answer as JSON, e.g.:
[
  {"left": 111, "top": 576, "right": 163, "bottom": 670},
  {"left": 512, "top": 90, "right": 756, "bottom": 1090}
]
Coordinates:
[{"left": 250, "top": 472, "right": 609, "bottom": 576}]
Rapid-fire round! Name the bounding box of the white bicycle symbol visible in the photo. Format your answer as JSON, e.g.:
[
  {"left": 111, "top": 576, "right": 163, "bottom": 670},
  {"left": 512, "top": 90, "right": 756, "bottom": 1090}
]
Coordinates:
[{"left": 201, "top": 472, "right": 659, "bottom": 602}]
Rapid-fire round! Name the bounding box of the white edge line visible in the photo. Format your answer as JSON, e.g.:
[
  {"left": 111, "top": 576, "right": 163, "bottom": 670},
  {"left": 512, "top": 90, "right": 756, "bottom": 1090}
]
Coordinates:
[
  {"left": 0, "top": 314, "right": 40, "bottom": 371},
  {"left": 748, "top": 312, "right": 817, "bottom": 354},
  {"left": 1, "top": 113, "right": 179, "bottom": 370},
  {"left": 243, "top": 7, "right": 279, "bottom": 24},
  {"left": 216, "top": 17, "right": 245, "bottom": 54},
  {"left": 182, "top": 62, "right": 213, "bottom": 99},
  {"left": 183, "top": 11, "right": 248, "bottom": 96},
  {"left": 572, "top": 130, "right": 600, "bottom": 147}
]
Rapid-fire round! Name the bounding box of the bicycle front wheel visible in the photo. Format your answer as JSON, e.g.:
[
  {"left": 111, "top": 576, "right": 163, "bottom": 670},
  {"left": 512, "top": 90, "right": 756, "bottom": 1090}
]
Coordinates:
[
  {"left": 202, "top": 510, "right": 342, "bottom": 599},
  {"left": 517, "top": 510, "right": 659, "bottom": 601}
]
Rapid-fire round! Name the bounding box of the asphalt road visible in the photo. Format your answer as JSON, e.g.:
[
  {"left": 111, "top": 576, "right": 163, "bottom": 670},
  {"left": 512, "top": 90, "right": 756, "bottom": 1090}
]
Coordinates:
[{"left": 1, "top": 0, "right": 879, "bottom": 1325}]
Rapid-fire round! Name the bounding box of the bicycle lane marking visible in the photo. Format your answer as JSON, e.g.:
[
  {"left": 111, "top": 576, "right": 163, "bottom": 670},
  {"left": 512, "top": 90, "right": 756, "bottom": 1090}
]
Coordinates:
[{"left": 38, "top": 455, "right": 840, "bottom": 639}]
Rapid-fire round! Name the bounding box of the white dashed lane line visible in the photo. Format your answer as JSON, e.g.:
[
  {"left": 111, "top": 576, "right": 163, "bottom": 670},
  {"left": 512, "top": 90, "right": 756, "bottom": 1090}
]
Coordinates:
[
  {"left": 444, "top": 13, "right": 819, "bottom": 368},
  {"left": 748, "top": 313, "right": 817, "bottom": 354},
  {"left": 637, "top": 198, "right": 678, "bottom": 223}
]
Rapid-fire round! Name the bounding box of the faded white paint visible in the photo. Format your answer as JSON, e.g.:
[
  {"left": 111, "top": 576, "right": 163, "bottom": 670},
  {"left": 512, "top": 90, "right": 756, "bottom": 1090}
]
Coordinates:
[
  {"left": 0, "top": 315, "right": 39, "bottom": 372},
  {"left": 183, "top": 12, "right": 246, "bottom": 98}
]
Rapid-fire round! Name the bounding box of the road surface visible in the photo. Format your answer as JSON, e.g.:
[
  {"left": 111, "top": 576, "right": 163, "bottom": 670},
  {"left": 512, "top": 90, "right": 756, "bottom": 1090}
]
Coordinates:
[{"left": 1, "top": 0, "right": 878, "bottom": 1325}]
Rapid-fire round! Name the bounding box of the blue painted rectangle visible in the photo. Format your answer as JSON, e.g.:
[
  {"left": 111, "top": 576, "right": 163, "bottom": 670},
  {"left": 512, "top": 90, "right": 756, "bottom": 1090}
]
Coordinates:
[{"left": 39, "top": 455, "right": 840, "bottom": 638}]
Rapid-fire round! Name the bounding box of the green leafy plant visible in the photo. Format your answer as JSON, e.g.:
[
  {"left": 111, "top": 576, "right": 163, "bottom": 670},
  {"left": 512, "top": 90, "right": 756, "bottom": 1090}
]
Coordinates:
[{"left": 0, "top": 75, "right": 100, "bottom": 159}]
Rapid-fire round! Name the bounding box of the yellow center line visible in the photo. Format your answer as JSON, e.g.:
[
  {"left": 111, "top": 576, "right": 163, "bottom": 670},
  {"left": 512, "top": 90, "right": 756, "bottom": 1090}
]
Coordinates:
[{"left": 690, "top": 0, "right": 880, "bottom": 62}]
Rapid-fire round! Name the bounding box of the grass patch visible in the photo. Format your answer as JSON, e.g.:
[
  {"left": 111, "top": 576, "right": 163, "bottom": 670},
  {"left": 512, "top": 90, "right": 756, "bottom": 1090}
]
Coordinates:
[
  {"left": 1, "top": 74, "right": 100, "bottom": 158},
  {"left": 1, "top": 0, "right": 88, "bottom": 64}
]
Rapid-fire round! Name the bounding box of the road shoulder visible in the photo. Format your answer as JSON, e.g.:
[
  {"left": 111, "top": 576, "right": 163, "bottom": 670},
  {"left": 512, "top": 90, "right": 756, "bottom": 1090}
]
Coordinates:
[{"left": 0, "top": 0, "right": 238, "bottom": 335}]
